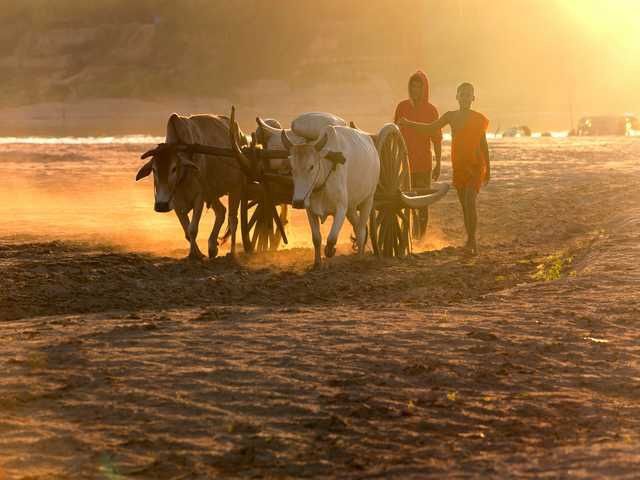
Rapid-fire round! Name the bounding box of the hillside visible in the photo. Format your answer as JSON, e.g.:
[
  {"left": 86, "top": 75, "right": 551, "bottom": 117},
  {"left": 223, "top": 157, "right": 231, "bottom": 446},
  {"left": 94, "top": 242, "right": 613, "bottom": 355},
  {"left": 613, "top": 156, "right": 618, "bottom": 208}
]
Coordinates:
[
  {"left": 0, "top": 1, "right": 433, "bottom": 106},
  {"left": 0, "top": 1, "right": 445, "bottom": 134}
]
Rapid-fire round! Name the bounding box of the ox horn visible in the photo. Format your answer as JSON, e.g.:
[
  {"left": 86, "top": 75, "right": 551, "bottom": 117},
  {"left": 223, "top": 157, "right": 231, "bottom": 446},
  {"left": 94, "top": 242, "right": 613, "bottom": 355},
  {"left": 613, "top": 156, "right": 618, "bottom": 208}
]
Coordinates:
[
  {"left": 229, "top": 106, "right": 251, "bottom": 173},
  {"left": 256, "top": 117, "right": 282, "bottom": 136},
  {"left": 281, "top": 130, "right": 294, "bottom": 151},
  {"left": 314, "top": 132, "right": 328, "bottom": 152},
  {"left": 399, "top": 183, "right": 450, "bottom": 209},
  {"left": 141, "top": 143, "right": 167, "bottom": 159}
]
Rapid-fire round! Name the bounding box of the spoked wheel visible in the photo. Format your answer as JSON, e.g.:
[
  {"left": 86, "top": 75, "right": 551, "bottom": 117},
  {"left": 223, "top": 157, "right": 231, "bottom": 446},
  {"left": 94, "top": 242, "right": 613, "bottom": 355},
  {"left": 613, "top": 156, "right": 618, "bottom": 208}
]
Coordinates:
[
  {"left": 241, "top": 182, "right": 288, "bottom": 253},
  {"left": 370, "top": 125, "right": 412, "bottom": 257}
]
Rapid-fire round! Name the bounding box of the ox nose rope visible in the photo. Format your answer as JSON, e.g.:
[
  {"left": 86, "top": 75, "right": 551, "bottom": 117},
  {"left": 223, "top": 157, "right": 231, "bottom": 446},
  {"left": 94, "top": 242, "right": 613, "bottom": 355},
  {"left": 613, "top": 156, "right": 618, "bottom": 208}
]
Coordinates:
[
  {"left": 167, "top": 151, "right": 198, "bottom": 203},
  {"left": 299, "top": 155, "right": 343, "bottom": 205},
  {"left": 298, "top": 157, "right": 324, "bottom": 205},
  {"left": 312, "top": 158, "right": 340, "bottom": 194},
  {"left": 299, "top": 155, "right": 340, "bottom": 205}
]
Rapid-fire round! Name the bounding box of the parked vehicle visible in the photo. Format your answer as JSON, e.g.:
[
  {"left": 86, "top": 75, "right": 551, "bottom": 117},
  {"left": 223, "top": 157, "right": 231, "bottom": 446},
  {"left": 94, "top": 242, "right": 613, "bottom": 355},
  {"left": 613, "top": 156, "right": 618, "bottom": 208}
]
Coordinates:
[
  {"left": 576, "top": 115, "right": 638, "bottom": 136},
  {"left": 502, "top": 125, "right": 532, "bottom": 137}
]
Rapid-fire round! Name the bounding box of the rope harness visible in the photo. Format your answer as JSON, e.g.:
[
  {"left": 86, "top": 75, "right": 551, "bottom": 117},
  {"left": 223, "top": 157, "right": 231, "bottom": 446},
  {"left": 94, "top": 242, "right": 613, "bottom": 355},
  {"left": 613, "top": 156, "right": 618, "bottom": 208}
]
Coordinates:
[
  {"left": 165, "top": 152, "right": 193, "bottom": 203},
  {"left": 312, "top": 157, "right": 339, "bottom": 193},
  {"left": 299, "top": 152, "right": 346, "bottom": 204}
]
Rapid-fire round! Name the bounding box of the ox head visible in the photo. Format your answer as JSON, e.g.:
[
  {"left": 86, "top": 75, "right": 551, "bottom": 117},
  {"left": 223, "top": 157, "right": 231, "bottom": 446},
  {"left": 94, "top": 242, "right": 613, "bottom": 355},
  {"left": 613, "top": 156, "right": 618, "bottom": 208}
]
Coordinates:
[
  {"left": 137, "top": 114, "right": 200, "bottom": 213},
  {"left": 255, "top": 117, "right": 283, "bottom": 150},
  {"left": 281, "top": 127, "right": 345, "bottom": 209},
  {"left": 254, "top": 117, "right": 293, "bottom": 172}
]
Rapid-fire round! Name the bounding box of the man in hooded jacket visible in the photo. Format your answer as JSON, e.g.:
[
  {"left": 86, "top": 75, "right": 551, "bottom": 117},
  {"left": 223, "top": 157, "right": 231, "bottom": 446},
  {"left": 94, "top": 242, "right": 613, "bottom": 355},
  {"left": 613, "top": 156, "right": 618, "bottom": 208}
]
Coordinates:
[{"left": 394, "top": 70, "right": 442, "bottom": 239}]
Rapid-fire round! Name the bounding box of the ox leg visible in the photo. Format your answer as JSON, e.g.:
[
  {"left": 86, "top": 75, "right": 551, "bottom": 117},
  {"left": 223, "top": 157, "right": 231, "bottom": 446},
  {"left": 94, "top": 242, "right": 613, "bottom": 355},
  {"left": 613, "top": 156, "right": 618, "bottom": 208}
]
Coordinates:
[
  {"left": 355, "top": 194, "right": 374, "bottom": 256},
  {"left": 347, "top": 195, "right": 373, "bottom": 257},
  {"left": 325, "top": 205, "right": 347, "bottom": 259},
  {"left": 208, "top": 198, "right": 226, "bottom": 259},
  {"left": 346, "top": 208, "right": 360, "bottom": 253},
  {"left": 306, "top": 209, "right": 322, "bottom": 267},
  {"left": 176, "top": 209, "right": 191, "bottom": 243},
  {"left": 227, "top": 193, "right": 240, "bottom": 258},
  {"left": 187, "top": 198, "right": 205, "bottom": 260}
]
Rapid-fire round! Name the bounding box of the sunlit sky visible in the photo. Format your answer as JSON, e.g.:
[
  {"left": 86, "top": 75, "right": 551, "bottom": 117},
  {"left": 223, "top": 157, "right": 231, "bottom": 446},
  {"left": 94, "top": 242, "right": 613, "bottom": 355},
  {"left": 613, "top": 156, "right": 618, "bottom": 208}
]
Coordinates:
[{"left": 405, "top": 0, "right": 640, "bottom": 129}]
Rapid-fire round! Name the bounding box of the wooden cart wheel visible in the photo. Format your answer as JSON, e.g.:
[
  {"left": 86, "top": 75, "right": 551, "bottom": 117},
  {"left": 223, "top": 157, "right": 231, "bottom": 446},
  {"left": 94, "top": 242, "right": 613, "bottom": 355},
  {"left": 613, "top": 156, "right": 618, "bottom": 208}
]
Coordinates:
[
  {"left": 241, "top": 182, "right": 288, "bottom": 253},
  {"left": 370, "top": 125, "right": 412, "bottom": 257}
]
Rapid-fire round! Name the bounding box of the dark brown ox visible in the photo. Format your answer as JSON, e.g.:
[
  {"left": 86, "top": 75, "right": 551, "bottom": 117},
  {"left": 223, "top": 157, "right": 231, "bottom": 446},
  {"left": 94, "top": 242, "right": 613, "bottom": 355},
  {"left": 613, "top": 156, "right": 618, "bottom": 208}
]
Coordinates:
[{"left": 136, "top": 113, "right": 249, "bottom": 259}]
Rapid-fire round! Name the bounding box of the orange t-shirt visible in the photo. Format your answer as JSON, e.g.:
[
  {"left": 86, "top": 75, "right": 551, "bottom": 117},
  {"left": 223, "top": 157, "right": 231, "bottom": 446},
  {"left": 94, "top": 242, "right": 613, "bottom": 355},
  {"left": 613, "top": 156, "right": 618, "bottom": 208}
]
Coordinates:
[
  {"left": 451, "top": 110, "right": 490, "bottom": 192},
  {"left": 394, "top": 71, "right": 442, "bottom": 174}
]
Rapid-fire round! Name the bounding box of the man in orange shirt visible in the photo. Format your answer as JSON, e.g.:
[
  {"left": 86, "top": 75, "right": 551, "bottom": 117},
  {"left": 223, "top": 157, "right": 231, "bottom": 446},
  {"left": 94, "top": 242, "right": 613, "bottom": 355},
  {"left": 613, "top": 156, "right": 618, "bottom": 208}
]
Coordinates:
[
  {"left": 394, "top": 70, "right": 442, "bottom": 239},
  {"left": 398, "top": 82, "right": 490, "bottom": 255}
]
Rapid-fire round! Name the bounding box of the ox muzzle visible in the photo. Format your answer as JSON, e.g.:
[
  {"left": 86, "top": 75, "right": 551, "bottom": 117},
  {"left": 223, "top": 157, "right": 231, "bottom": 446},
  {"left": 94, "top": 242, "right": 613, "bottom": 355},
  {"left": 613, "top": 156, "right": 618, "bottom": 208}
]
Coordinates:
[{"left": 154, "top": 201, "right": 171, "bottom": 213}]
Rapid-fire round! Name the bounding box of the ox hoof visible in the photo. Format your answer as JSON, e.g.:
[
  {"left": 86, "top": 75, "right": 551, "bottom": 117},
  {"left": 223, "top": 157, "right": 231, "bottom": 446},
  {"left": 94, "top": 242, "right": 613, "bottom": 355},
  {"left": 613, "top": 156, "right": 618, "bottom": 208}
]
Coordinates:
[
  {"left": 224, "top": 250, "right": 238, "bottom": 259},
  {"left": 188, "top": 250, "right": 205, "bottom": 261},
  {"left": 350, "top": 234, "right": 358, "bottom": 253},
  {"left": 208, "top": 246, "right": 219, "bottom": 259},
  {"left": 325, "top": 243, "right": 336, "bottom": 258}
]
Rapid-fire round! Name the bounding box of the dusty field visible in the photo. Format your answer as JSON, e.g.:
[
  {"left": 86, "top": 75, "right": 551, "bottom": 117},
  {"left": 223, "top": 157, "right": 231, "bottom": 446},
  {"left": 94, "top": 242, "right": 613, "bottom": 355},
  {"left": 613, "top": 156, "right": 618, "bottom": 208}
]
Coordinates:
[{"left": 1, "top": 137, "right": 639, "bottom": 478}]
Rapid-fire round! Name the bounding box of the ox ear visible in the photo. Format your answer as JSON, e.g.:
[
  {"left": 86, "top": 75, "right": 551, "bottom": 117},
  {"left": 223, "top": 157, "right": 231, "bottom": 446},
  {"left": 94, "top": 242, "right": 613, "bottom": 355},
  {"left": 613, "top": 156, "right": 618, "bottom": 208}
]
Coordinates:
[
  {"left": 136, "top": 159, "right": 153, "bottom": 181},
  {"left": 324, "top": 151, "right": 346, "bottom": 165}
]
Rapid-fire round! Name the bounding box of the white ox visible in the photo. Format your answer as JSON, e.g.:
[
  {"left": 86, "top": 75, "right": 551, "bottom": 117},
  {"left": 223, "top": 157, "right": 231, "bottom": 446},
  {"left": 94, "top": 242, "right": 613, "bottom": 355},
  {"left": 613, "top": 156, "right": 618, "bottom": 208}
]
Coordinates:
[{"left": 282, "top": 121, "right": 379, "bottom": 266}]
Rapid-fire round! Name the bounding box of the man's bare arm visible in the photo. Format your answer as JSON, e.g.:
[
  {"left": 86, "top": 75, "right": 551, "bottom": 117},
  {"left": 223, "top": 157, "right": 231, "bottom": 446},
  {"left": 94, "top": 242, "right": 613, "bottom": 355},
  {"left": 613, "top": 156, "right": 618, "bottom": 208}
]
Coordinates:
[
  {"left": 480, "top": 133, "right": 490, "bottom": 184},
  {"left": 432, "top": 139, "right": 442, "bottom": 181},
  {"left": 397, "top": 112, "right": 451, "bottom": 134}
]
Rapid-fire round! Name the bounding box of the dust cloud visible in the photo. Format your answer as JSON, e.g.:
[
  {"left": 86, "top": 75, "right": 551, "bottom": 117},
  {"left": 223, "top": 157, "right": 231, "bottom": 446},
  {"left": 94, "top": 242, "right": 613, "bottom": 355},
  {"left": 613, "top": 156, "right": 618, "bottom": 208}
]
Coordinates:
[{"left": 0, "top": 140, "right": 374, "bottom": 258}]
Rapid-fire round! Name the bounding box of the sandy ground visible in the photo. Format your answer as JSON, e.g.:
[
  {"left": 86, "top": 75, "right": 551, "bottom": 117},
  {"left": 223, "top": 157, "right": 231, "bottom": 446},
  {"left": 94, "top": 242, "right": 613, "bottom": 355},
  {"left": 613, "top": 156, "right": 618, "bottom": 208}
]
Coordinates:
[{"left": 1, "top": 137, "right": 639, "bottom": 478}]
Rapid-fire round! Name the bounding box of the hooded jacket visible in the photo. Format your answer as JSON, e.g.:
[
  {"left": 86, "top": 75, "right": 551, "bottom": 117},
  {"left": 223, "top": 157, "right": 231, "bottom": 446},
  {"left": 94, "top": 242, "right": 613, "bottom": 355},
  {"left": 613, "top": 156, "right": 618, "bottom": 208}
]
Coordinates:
[{"left": 394, "top": 70, "right": 442, "bottom": 174}]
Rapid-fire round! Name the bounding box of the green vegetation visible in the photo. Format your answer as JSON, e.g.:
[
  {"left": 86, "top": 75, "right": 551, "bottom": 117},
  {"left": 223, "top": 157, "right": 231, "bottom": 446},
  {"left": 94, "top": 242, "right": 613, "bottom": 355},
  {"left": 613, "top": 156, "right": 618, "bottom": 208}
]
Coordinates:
[{"left": 532, "top": 252, "right": 574, "bottom": 282}]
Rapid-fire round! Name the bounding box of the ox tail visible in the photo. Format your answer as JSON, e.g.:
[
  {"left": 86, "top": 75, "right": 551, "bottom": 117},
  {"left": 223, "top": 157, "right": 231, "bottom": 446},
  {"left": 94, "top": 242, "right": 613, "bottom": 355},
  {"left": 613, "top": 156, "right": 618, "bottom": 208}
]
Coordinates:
[{"left": 350, "top": 226, "right": 369, "bottom": 253}]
